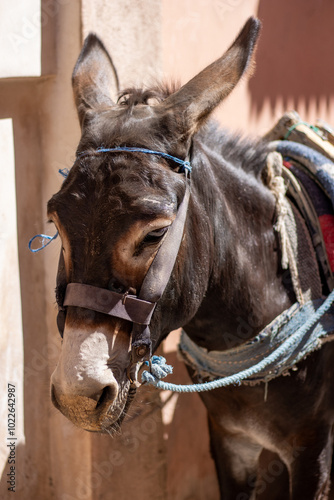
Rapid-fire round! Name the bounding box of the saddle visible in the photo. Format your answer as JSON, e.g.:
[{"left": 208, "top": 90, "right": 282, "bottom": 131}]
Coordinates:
[{"left": 265, "top": 111, "right": 334, "bottom": 295}]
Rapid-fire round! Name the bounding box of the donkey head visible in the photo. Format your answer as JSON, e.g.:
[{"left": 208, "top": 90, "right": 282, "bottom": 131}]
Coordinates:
[{"left": 49, "top": 18, "right": 260, "bottom": 433}]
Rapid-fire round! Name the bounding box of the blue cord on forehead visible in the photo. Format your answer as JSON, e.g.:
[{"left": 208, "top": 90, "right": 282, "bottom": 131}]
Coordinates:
[
  {"left": 28, "top": 147, "right": 192, "bottom": 253},
  {"left": 77, "top": 147, "right": 192, "bottom": 174}
]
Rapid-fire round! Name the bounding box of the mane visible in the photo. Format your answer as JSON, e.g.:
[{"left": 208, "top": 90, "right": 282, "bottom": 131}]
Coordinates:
[
  {"left": 117, "top": 84, "right": 268, "bottom": 179},
  {"left": 193, "top": 121, "right": 269, "bottom": 180}
]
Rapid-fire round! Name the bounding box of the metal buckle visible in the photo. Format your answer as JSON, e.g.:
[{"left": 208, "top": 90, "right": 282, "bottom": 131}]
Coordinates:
[
  {"left": 126, "top": 340, "right": 152, "bottom": 385},
  {"left": 122, "top": 287, "right": 136, "bottom": 305},
  {"left": 131, "top": 342, "right": 151, "bottom": 362}
]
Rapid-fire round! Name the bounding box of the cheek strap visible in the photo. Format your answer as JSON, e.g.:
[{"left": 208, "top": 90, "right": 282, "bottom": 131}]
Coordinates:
[{"left": 129, "top": 183, "right": 190, "bottom": 365}]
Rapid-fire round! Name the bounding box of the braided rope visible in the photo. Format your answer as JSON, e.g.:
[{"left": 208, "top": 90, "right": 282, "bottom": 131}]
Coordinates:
[
  {"left": 141, "top": 289, "right": 334, "bottom": 392},
  {"left": 267, "top": 152, "right": 304, "bottom": 304}
]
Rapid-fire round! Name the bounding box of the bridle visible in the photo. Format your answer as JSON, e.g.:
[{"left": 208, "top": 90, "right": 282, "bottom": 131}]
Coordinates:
[{"left": 57, "top": 147, "right": 192, "bottom": 381}]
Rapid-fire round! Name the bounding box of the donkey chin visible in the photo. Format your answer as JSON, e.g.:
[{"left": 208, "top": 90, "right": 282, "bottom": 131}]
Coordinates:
[{"left": 50, "top": 325, "right": 134, "bottom": 434}]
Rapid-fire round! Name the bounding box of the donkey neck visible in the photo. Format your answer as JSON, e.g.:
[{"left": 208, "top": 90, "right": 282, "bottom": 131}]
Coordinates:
[{"left": 185, "top": 135, "right": 293, "bottom": 351}]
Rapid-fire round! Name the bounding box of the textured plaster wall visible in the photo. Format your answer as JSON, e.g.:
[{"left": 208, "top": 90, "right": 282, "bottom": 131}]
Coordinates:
[
  {"left": 162, "top": 0, "right": 334, "bottom": 136},
  {"left": 0, "top": 0, "right": 42, "bottom": 77},
  {"left": 0, "top": 118, "right": 24, "bottom": 489},
  {"left": 81, "top": 0, "right": 163, "bottom": 90}
]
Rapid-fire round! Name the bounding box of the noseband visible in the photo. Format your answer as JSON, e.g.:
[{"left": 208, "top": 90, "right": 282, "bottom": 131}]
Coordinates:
[{"left": 58, "top": 147, "right": 191, "bottom": 380}]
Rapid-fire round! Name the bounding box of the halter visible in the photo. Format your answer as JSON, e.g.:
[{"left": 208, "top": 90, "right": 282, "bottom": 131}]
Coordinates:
[{"left": 56, "top": 147, "right": 191, "bottom": 381}]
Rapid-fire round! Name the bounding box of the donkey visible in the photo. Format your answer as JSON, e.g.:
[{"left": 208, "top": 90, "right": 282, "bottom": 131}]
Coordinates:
[{"left": 49, "top": 18, "right": 334, "bottom": 499}]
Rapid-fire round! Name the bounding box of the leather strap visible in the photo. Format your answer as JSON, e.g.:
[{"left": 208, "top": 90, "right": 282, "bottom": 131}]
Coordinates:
[
  {"left": 130, "top": 183, "right": 190, "bottom": 363},
  {"left": 64, "top": 283, "right": 156, "bottom": 325},
  {"left": 139, "top": 183, "right": 190, "bottom": 303}
]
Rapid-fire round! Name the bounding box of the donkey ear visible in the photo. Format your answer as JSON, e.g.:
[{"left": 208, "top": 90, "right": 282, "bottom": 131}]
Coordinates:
[
  {"left": 72, "top": 34, "right": 119, "bottom": 127},
  {"left": 161, "top": 17, "right": 261, "bottom": 138}
]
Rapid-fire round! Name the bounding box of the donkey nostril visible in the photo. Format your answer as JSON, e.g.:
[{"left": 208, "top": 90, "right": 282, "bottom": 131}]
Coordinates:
[
  {"left": 96, "top": 385, "right": 117, "bottom": 409},
  {"left": 90, "top": 389, "right": 103, "bottom": 403}
]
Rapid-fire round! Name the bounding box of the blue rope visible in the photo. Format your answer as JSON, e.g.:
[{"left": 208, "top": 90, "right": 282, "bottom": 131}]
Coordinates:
[
  {"left": 142, "top": 355, "right": 173, "bottom": 383},
  {"left": 77, "top": 147, "right": 192, "bottom": 174},
  {"left": 142, "top": 290, "right": 334, "bottom": 392},
  {"left": 29, "top": 147, "right": 191, "bottom": 253},
  {"left": 28, "top": 231, "right": 59, "bottom": 253},
  {"left": 59, "top": 168, "right": 69, "bottom": 178}
]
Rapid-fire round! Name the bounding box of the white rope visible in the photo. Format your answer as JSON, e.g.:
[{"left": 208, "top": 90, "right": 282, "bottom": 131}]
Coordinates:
[{"left": 267, "top": 152, "right": 304, "bottom": 305}]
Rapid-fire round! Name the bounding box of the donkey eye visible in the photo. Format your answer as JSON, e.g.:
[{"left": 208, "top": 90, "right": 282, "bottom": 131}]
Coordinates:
[{"left": 143, "top": 227, "right": 168, "bottom": 244}]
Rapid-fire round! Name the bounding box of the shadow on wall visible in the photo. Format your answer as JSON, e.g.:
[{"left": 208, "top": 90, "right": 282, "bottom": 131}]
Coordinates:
[{"left": 249, "top": 0, "right": 334, "bottom": 116}]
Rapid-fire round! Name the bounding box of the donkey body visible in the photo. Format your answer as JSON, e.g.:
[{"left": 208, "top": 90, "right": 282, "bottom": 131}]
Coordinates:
[{"left": 49, "top": 18, "right": 334, "bottom": 499}]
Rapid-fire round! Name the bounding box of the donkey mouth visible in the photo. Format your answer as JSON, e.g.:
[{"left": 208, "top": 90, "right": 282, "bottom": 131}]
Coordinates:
[
  {"left": 51, "top": 380, "right": 134, "bottom": 434},
  {"left": 100, "top": 383, "right": 138, "bottom": 435}
]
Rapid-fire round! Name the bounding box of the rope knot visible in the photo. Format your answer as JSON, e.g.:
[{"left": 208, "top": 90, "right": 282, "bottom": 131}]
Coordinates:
[{"left": 141, "top": 355, "right": 173, "bottom": 385}]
